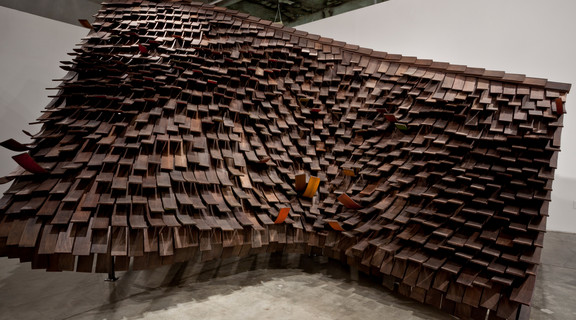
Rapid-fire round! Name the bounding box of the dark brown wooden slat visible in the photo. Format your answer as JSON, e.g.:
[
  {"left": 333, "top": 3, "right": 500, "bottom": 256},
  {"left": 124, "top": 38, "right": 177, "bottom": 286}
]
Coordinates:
[{"left": 0, "top": 3, "right": 567, "bottom": 319}]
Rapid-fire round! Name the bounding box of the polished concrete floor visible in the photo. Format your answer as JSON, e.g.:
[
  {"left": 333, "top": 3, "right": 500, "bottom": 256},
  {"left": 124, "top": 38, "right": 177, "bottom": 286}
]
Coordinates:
[{"left": 0, "top": 231, "right": 575, "bottom": 320}]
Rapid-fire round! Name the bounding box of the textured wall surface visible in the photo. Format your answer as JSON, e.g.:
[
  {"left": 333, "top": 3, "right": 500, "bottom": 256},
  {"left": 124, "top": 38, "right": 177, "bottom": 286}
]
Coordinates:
[
  {"left": 0, "top": 1, "right": 570, "bottom": 319},
  {"left": 298, "top": 0, "right": 576, "bottom": 233}
]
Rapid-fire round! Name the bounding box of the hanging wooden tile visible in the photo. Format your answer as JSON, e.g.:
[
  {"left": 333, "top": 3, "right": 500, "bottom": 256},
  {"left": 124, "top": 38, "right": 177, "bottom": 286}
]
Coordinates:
[{"left": 0, "top": 2, "right": 569, "bottom": 319}]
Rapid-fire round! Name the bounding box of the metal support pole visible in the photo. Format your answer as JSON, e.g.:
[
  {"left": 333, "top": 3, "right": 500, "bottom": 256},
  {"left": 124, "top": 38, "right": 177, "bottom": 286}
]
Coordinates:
[{"left": 105, "top": 255, "right": 119, "bottom": 282}]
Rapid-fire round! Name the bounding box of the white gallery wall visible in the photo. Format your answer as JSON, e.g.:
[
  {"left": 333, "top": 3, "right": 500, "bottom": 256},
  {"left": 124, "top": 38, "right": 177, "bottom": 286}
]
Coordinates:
[
  {"left": 300, "top": 0, "right": 576, "bottom": 233},
  {"left": 0, "top": 7, "right": 87, "bottom": 187},
  {"left": 0, "top": 1, "right": 574, "bottom": 232}
]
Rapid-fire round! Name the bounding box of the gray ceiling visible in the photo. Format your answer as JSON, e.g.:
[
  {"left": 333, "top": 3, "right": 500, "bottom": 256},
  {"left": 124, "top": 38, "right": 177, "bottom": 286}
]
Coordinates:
[{"left": 0, "top": 0, "right": 388, "bottom": 27}]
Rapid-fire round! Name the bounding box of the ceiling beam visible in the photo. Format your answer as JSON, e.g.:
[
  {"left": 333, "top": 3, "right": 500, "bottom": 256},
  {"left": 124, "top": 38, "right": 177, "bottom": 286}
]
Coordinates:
[
  {"left": 209, "top": 0, "right": 243, "bottom": 6},
  {"left": 286, "top": 0, "right": 389, "bottom": 27},
  {"left": 0, "top": 0, "right": 390, "bottom": 28},
  {"left": 0, "top": 0, "right": 101, "bottom": 25}
]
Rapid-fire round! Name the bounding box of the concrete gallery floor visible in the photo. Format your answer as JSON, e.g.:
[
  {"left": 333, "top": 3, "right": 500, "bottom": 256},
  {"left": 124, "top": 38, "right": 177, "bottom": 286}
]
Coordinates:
[{"left": 0, "top": 232, "right": 574, "bottom": 320}]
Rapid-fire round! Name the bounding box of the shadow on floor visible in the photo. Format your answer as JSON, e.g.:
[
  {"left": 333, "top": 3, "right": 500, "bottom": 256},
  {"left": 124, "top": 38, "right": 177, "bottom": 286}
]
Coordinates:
[
  {"left": 0, "top": 231, "right": 575, "bottom": 320},
  {"left": 0, "top": 252, "right": 451, "bottom": 320}
]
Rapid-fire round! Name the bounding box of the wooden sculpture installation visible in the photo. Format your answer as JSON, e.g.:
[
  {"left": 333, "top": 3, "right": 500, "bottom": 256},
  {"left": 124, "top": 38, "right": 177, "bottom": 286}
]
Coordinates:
[{"left": 0, "top": 1, "right": 570, "bottom": 319}]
